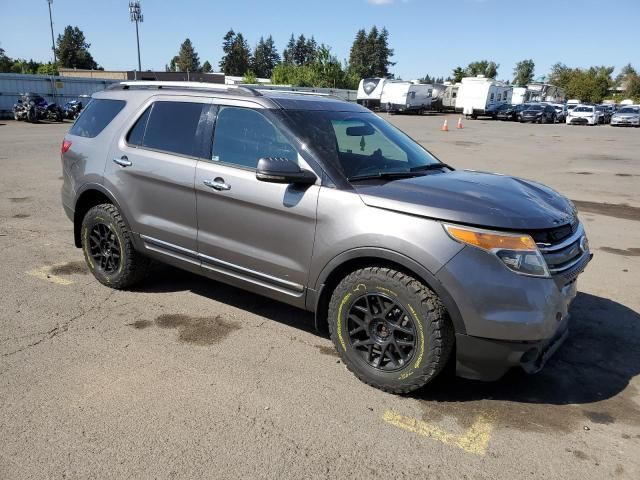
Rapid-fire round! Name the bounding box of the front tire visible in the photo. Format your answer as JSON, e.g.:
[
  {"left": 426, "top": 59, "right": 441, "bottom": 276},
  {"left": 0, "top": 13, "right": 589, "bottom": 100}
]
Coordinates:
[
  {"left": 328, "top": 267, "right": 454, "bottom": 394},
  {"left": 81, "top": 203, "right": 150, "bottom": 289}
]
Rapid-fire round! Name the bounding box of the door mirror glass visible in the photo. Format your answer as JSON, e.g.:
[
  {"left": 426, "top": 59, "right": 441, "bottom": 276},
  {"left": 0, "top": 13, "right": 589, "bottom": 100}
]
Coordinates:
[{"left": 256, "top": 157, "right": 316, "bottom": 185}]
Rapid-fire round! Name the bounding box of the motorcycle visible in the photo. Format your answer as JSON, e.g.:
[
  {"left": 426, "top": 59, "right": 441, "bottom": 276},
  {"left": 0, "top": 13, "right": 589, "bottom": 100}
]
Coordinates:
[
  {"left": 63, "top": 100, "right": 83, "bottom": 120},
  {"left": 12, "top": 93, "right": 63, "bottom": 123}
]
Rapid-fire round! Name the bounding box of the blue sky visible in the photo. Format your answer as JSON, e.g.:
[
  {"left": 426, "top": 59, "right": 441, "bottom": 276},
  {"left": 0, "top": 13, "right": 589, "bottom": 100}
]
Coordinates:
[{"left": 1, "top": 0, "right": 638, "bottom": 81}]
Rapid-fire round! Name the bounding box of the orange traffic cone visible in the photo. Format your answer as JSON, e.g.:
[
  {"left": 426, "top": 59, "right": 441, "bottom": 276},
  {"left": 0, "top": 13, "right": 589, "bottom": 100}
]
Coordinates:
[
  {"left": 441, "top": 119, "right": 449, "bottom": 132},
  {"left": 456, "top": 117, "right": 463, "bottom": 129}
]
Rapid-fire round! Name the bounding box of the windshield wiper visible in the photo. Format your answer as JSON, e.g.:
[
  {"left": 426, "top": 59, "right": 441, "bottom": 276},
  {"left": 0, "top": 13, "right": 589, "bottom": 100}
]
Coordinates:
[
  {"left": 347, "top": 171, "right": 427, "bottom": 182},
  {"left": 410, "top": 163, "right": 452, "bottom": 172}
]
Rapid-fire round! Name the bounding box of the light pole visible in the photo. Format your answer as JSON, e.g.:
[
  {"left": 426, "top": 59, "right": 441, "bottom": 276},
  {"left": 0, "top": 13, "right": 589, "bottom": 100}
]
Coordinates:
[
  {"left": 129, "top": 1, "right": 143, "bottom": 79},
  {"left": 47, "top": 0, "right": 57, "bottom": 65}
]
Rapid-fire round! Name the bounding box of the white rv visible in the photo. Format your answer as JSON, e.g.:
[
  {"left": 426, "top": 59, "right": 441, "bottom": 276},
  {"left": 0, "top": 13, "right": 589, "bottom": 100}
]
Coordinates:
[
  {"left": 430, "top": 83, "right": 447, "bottom": 111},
  {"left": 512, "top": 87, "right": 534, "bottom": 105},
  {"left": 455, "top": 76, "right": 513, "bottom": 118},
  {"left": 442, "top": 83, "right": 460, "bottom": 111},
  {"left": 380, "top": 81, "right": 433, "bottom": 114},
  {"left": 357, "top": 77, "right": 389, "bottom": 110}
]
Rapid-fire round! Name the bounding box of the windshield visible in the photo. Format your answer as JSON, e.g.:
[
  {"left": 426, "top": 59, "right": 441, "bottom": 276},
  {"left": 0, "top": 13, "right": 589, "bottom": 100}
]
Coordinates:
[
  {"left": 525, "top": 105, "right": 543, "bottom": 111},
  {"left": 497, "top": 104, "right": 512, "bottom": 111},
  {"left": 618, "top": 107, "right": 639, "bottom": 114},
  {"left": 280, "top": 110, "right": 440, "bottom": 179},
  {"left": 575, "top": 106, "right": 593, "bottom": 112}
]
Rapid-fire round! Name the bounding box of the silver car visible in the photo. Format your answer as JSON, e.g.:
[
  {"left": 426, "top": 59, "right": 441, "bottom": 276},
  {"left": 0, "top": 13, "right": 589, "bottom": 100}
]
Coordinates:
[
  {"left": 61, "top": 82, "right": 591, "bottom": 393},
  {"left": 610, "top": 105, "right": 640, "bottom": 127}
]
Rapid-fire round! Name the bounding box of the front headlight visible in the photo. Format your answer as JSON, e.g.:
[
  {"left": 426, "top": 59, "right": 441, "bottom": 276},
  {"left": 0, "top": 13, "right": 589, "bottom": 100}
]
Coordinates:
[{"left": 444, "top": 224, "right": 550, "bottom": 278}]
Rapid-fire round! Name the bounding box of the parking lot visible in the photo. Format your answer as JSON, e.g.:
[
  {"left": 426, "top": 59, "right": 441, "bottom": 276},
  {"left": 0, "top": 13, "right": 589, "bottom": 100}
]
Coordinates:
[{"left": 1, "top": 115, "right": 639, "bottom": 479}]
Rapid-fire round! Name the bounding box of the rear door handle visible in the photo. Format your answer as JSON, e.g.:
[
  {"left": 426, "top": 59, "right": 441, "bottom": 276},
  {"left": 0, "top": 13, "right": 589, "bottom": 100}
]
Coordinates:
[
  {"left": 203, "top": 178, "right": 231, "bottom": 191},
  {"left": 113, "top": 156, "right": 132, "bottom": 167}
]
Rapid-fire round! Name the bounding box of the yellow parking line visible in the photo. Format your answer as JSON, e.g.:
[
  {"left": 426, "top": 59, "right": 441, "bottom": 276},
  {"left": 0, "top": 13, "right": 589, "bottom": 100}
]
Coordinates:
[
  {"left": 382, "top": 410, "right": 494, "bottom": 456},
  {"left": 26, "top": 266, "right": 74, "bottom": 286}
]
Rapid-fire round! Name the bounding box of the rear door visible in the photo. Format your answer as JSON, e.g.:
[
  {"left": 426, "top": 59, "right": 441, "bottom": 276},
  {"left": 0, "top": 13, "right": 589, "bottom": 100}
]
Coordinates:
[
  {"left": 194, "top": 103, "right": 320, "bottom": 306},
  {"left": 104, "top": 95, "right": 211, "bottom": 255}
]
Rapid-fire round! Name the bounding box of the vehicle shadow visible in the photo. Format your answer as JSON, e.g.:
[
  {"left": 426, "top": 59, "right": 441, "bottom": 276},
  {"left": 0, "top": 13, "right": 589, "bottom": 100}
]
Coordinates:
[
  {"left": 135, "top": 267, "right": 640, "bottom": 414},
  {"left": 416, "top": 292, "right": 640, "bottom": 410},
  {"left": 134, "top": 264, "right": 320, "bottom": 337}
]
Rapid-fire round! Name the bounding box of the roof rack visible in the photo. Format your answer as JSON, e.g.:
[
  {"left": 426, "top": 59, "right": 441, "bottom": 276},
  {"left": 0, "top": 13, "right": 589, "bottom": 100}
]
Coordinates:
[
  {"left": 106, "top": 81, "right": 262, "bottom": 97},
  {"left": 256, "top": 88, "right": 342, "bottom": 101}
]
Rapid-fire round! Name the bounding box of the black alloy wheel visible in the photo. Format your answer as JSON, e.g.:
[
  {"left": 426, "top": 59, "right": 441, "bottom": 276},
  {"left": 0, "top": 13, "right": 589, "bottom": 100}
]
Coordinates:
[
  {"left": 88, "top": 222, "right": 122, "bottom": 274},
  {"left": 346, "top": 293, "right": 417, "bottom": 372}
]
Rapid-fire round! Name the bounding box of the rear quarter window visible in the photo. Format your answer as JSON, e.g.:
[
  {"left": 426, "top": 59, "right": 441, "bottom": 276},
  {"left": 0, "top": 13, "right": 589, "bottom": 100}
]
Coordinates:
[{"left": 69, "top": 99, "right": 126, "bottom": 138}]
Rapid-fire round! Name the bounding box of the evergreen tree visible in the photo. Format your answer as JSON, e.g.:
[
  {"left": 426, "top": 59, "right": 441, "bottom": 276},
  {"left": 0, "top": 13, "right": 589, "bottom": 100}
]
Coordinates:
[
  {"left": 252, "top": 35, "right": 280, "bottom": 78},
  {"left": 219, "top": 30, "right": 252, "bottom": 76},
  {"left": 283, "top": 34, "right": 296, "bottom": 64},
  {"left": 55, "top": 26, "right": 98, "bottom": 69},
  {"left": 348, "top": 29, "right": 368, "bottom": 78},
  {"left": 452, "top": 66, "right": 465, "bottom": 83},
  {"left": 373, "top": 27, "right": 394, "bottom": 77},
  {"left": 202, "top": 60, "right": 213, "bottom": 73},
  {"left": 171, "top": 38, "right": 200, "bottom": 72}
]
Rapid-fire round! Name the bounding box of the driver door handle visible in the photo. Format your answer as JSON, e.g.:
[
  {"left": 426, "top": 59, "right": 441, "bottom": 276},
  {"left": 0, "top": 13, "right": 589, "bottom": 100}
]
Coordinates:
[
  {"left": 113, "top": 156, "right": 132, "bottom": 167},
  {"left": 203, "top": 178, "right": 231, "bottom": 191}
]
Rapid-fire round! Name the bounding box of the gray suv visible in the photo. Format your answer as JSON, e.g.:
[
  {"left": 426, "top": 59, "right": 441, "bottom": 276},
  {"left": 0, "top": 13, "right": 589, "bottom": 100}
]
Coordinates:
[{"left": 61, "top": 81, "right": 591, "bottom": 393}]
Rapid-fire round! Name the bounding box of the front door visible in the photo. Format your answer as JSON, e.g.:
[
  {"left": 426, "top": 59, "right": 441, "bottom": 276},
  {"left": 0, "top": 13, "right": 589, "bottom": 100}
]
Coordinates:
[{"left": 195, "top": 104, "right": 319, "bottom": 306}]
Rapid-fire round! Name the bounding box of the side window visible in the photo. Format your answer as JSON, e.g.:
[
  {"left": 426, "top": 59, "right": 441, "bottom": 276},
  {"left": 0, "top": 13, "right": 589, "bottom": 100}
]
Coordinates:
[
  {"left": 497, "top": 93, "right": 502, "bottom": 101},
  {"left": 69, "top": 99, "right": 125, "bottom": 138},
  {"left": 211, "top": 106, "right": 297, "bottom": 169},
  {"left": 126, "top": 106, "right": 151, "bottom": 146},
  {"left": 490, "top": 93, "right": 495, "bottom": 101},
  {"left": 142, "top": 101, "right": 205, "bottom": 157},
  {"left": 452, "top": 91, "right": 457, "bottom": 98}
]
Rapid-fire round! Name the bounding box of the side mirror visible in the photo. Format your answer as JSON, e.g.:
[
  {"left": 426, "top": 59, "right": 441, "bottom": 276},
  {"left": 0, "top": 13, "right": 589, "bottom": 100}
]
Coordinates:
[{"left": 256, "top": 157, "right": 317, "bottom": 185}]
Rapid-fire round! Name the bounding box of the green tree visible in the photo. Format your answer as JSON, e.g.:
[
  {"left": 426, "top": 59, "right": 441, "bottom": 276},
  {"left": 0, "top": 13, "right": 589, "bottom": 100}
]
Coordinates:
[
  {"left": 252, "top": 35, "right": 280, "bottom": 78},
  {"left": 466, "top": 60, "right": 499, "bottom": 79},
  {"left": 283, "top": 34, "right": 296, "bottom": 64},
  {"left": 170, "top": 38, "right": 200, "bottom": 72},
  {"left": 55, "top": 25, "right": 98, "bottom": 69},
  {"left": 201, "top": 60, "right": 213, "bottom": 73},
  {"left": 37, "top": 62, "right": 58, "bottom": 75},
  {"left": 451, "top": 66, "right": 465, "bottom": 83},
  {"left": 242, "top": 70, "right": 257, "bottom": 84},
  {"left": 513, "top": 59, "right": 535, "bottom": 86},
  {"left": 348, "top": 29, "right": 368, "bottom": 78},
  {"left": 219, "top": 30, "right": 252, "bottom": 76},
  {"left": 347, "top": 26, "right": 394, "bottom": 79}
]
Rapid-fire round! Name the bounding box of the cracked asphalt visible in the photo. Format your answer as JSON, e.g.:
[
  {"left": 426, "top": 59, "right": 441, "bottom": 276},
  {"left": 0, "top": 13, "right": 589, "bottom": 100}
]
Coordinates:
[{"left": 1, "top": 116, "right": 639, "bottom": 479}]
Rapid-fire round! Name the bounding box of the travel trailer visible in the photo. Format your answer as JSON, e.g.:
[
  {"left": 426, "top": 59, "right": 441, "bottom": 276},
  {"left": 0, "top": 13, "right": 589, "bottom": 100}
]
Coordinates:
[
  {"left": 455, "top": 76, "right": 512, "bottom": 118},
  {"left": 380, "top": 81, "right": 433, "bottom": 114},
  {"left": 430, "top": 83, "right": 447, "bottom": 111},
  {"left": 512, "top": 87, "right": 534, "bottom": 105},
  {"left": 527, "top": 83, "right": 566, "bottom": 103},
  {"left": 442, "top": 83, "right": 460, "bottom": 111},
  {"left": 357, "top": 77, "right": 389, "bottom": 110}
]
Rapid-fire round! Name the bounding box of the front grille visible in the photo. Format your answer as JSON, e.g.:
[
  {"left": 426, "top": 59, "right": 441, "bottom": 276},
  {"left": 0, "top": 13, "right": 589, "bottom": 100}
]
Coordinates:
[{"left": 535, "top": 222, "right": 590, "bottom": 285}]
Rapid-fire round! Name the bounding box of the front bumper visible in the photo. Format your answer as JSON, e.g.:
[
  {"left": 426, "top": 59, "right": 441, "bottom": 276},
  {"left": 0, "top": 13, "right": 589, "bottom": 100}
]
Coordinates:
[
  {"left": 436, "top": 232, "right": 591, "bottom": 381},
  {"left": 611, "top": 117, "right": 640, "bottom": 126},
  {"left": 567, "top": 116, "right": 596, "bottom": 125}
]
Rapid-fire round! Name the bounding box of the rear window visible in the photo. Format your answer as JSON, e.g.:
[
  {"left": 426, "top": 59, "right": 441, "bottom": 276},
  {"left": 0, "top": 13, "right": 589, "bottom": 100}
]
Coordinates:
[
  {"left": 138, "top": 101, "right": 206, "bottom": 157},
  {"left": 69, "top": 99, "right": 125, "bottom": 138}
]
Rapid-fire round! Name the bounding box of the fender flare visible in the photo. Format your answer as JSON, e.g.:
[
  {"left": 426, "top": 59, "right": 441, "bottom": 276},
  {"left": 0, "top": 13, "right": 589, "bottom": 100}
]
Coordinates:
[
  {"left": 309, "top": 247, "right": 466, "bottom": 335},
  {"left": 73, "top": 183, "right": 135, "bottom": 248}
]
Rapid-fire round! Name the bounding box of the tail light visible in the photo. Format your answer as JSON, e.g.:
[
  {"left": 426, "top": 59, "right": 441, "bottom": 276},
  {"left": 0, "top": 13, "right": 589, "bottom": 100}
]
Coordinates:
[{"left": 61, "top": 139, "right": 72, "bottom": 167}]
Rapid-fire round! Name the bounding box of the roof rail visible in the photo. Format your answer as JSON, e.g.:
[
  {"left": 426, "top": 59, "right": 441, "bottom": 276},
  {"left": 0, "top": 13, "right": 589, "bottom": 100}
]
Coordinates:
[
  {"left": 257, "top": 88, "right": 342, "bottom": 101},
  {"left": 106, "top": 81, "right": 262, "bottom": 97}
]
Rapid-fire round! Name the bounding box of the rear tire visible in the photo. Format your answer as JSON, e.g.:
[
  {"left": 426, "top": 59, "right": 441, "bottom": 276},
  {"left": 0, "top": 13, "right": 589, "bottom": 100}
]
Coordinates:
[
  {"left": 328, "top": 267, "right": 454, "bottom": 394},
  {"left": 81, "top": 203, "right": 150, "bottom": 289}
]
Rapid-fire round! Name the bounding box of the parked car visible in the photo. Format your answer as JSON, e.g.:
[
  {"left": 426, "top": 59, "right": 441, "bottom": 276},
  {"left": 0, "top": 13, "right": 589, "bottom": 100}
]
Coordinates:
[
  {"left": 61, "top": 81, "right": 591, "bottom": 393},
  {"left": 494, "top": 103, "right": 524, "bottom": 121},
  {"left": 520, "top": 103, "right": 557, "bottom": 123},
  {"left": 610, "top": 105, "right": 640, "bottom": 127},
  {"left": 595, "top": 105, "right": 611, "bottom": 124},
  {"left": 551, "top": 103, "right": 568, "bottom": 122},
  {"left": 566, "top": 105, "right": 600, "bottom": 125}
]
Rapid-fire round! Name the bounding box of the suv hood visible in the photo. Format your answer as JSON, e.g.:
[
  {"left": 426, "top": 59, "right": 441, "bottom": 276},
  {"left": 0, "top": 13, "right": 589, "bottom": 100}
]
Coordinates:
[{"left": 354, "top": 170, "right": 575, "bottom": 230}]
